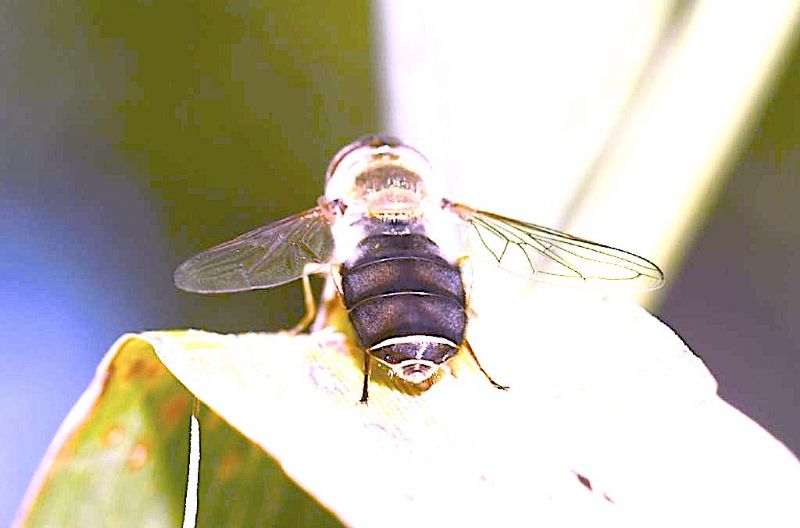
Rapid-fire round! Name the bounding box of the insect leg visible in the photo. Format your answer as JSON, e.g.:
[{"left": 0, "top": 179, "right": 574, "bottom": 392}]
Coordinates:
[
  {"left": 288, "top": 274, "right": 316, "bottom": 334},
  {"left": 464, "top": 340, "right": 509, "bottom": 391},
  {"left": 359, "top": 352, "right": 371, "bottom": 403}
]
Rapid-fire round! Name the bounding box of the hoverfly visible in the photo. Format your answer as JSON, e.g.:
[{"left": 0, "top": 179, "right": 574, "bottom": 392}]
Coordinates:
[{"left": 174, "top": 135, "right": 664, "bottom": 402}]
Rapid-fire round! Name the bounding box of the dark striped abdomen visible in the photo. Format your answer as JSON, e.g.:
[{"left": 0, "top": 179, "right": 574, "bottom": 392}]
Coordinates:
[{"left": 341, "top": 233, "right": 466, "bottom": 371}]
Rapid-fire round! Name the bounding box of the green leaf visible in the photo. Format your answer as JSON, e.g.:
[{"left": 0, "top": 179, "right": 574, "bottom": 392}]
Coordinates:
[
  {"left": 19, "top": 337, "right": 191, "bottom": 527},
  {"left": 191, "top": 405, "right": 341, "bottom": 527},
  {"left": 17, "top": 335, "right": 340, "bottom": 528}
]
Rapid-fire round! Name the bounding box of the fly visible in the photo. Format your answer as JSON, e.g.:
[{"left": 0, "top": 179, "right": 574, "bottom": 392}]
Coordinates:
[{"left": 174, "top": 135, "right": 664, "bottom": 402}]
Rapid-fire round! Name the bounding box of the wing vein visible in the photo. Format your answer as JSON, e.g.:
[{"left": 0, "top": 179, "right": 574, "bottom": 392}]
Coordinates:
[{"left": 447, "top": 202, "right": 664, "bottom": 290}]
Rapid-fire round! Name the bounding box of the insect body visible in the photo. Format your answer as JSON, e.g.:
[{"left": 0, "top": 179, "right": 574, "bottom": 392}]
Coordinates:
[
  {"left": 341, "top": 220, "right": 466, "bottom": 388},
  {"left": 174, "top": 135, "right": 664, "bottom": 401}
]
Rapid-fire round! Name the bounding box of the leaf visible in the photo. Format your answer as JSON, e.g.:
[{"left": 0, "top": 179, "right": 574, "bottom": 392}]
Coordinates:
[
  {"left": 160, "top": 289, "right": 800, "bottom": 526},
  {"left": 189, "top": 404, "right": 341, "bottom": 527},
  {"left": 17, "top": 336, "right": 191, "bottom": 527},
  {"left": 16, "top": 335, "right": 340, "bottom": 528},
  {"left": 17, "top": 287, "right": 800, "bottom": 526}
]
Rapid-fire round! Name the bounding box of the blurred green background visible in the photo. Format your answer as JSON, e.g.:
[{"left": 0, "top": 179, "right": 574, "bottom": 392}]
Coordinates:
[
  {"left": 1, "top": 2, "right": 798, "bottom": 524},
  {"left": 1, "top": 1, "right": 377, "bottom": 523}
]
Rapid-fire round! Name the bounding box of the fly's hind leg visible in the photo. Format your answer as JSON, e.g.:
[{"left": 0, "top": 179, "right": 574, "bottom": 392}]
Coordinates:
[
  {"left": 458, "top": 255, "right": 503, "bottom": 389},
  {"left": 288, "top": 274, "right": 316, "bottom": 334},
  {"left": 359, "top": 352, "right": 371, "bottom": 403},
  {"left": 464, "top": 340, "right": 509, "bottom": 391}
]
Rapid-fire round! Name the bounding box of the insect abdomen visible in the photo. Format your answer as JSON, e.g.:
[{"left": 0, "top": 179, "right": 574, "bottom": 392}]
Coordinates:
[{"left": 341, "top": 233, "right": 466, "bottom": 373}]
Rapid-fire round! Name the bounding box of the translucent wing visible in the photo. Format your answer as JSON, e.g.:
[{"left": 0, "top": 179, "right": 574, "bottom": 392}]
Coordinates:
[
  {"left": 174, "top": 207, "right": 334, "bottom": 293},
  {"left": 445, "top": 201, "right": 664, "bottom": 290}
]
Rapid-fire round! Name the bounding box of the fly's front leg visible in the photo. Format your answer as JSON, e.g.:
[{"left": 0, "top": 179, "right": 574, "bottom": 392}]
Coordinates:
[{"left": 288, "top": 273, "right": 316, "bottom": 334}]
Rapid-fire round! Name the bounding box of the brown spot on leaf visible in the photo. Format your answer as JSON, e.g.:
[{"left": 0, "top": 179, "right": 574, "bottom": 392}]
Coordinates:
[
  {"left": 217, "top": 451, "right": 239, "bottom": 481},
  {"left": 159, "top": 393, "right": 191, "bottom": 429},
  {"left": 127, "top": 442, "right": 149, "bottom": 471},
  {"left": 121, "top": 356, "right": 164, "bottom": 382},
  {"left": 103, "top": 426, "right": 126, "bottom": 447},
  {"left": 123, "top": 358, "right": 149, "bottom": 380}
]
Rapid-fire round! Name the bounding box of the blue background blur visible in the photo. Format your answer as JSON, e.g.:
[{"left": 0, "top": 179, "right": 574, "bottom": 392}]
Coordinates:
[{"left": 1, "top": 3, "right": 798, "bottom": 524}]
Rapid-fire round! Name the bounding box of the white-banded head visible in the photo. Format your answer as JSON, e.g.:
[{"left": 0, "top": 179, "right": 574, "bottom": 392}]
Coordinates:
[{"left": 324, "top": 135, "right": 442, "bottom": 218}]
